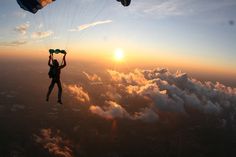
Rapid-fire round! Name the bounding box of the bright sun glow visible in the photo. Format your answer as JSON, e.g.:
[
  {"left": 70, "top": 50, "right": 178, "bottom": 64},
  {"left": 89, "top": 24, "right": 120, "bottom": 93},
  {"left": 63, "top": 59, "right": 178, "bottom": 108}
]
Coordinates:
[{"left": 114, "top": 49, "right": 124, "bottom": 61}]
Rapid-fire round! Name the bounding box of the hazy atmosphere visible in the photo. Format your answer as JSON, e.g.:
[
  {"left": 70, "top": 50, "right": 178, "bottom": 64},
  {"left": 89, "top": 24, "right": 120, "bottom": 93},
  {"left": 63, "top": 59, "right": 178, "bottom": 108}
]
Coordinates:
[{"left": 0, "top": 0, "right": 236, "bottom": 157}]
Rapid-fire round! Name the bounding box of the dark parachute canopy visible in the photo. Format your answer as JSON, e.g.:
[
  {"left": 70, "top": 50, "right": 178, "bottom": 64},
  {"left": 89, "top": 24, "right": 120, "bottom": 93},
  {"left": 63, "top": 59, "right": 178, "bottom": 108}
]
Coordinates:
[
  {"left": 17, "top": 0, "right": 131, "bottom": 14},
  {"left": 16, "top": 0, "right": 56, "bottom": 14},
  {"left": 117, "top": 0, "right": 131, "bottom": 7},
  {"left": 49, "top": 49, "right": 67, "bottom": 55}
]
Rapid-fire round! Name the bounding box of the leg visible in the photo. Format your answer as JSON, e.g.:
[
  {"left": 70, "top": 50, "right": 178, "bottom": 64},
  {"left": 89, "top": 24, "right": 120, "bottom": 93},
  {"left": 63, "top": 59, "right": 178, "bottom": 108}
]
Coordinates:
[
  {"left": 46, "top": 79, "right": 55, "bottom": 101},
  {"left": 56, "top": 80, "right": 62, "bottom": 103}
]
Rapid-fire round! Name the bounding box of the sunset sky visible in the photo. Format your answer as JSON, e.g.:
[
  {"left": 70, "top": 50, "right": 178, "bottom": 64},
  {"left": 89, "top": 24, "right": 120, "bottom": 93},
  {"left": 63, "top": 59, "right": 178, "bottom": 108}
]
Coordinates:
[
  {"left": 1, "top": 1, "right": 236, "bottom": 156},
  {"left": 0, "top": 0, "right": 236, "bottom": 78}
]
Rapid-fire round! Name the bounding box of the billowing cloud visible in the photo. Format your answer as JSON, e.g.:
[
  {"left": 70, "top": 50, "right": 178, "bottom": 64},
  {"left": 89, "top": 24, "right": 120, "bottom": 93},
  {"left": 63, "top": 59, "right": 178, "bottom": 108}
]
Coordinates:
[
  {"left": 34, "top": 128, "right": 73, "bottom": 157},
  {"left": 90, "top": 101, "right": 159, "bottom": 122},
  {"left": 108, "top": 68, "right": 235, "bottom": 114},
  {"left": 14, "top": 22, "right": 30, "bottom": 35},
  {"left": 69, "top": 20, "right": 112, "bottom": 32},
  {"left": 107, "top": 69, "right": 147, "bottom": 85},
  {"left": 31, "top": 31, "right": 53, "bottom": 39},
  {"left": 67, "top": 68, "right": 236, "bottom": 123},
  {"left": 65, "top": 84, "right": 90, "bottom": 103},
  {"left": 83, "top": 72, "right": 101, "bottom": 82},
  {"left": 90, "top": 101, "right": 131, "bottom": 120}
]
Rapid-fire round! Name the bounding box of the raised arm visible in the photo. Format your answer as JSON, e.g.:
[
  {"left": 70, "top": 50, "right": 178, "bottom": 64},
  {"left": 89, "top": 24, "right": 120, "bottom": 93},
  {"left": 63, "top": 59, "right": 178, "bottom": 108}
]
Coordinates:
[
  {"left": 48, "top": 55, "right": 53, "bottom": 67},
  {"left": 60, "top": 54, "right": 67, "bottom": 69}
]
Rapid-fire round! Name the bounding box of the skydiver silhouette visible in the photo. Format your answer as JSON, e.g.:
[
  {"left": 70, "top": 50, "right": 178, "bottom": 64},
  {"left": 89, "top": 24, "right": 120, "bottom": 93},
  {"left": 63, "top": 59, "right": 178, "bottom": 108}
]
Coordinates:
[{"left": 46, "top": 54, "right": 66, "bottom": 104}]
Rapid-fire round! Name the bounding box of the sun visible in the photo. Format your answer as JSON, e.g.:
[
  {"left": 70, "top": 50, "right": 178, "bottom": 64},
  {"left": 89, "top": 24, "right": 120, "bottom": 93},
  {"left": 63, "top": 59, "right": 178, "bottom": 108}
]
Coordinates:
[{"left": 114, "top": 49, "right": 124, "bottom": 61}]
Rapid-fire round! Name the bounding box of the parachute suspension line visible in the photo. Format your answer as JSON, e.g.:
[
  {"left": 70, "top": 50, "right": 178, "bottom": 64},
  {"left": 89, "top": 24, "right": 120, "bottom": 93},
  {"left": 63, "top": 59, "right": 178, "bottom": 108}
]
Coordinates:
[
  {"left": 64, "top": 0, "right": 83, "bottom": 51},
  {"left": 64, "top": 0, "right": 91, "bottom": 51},
  {"left": 29, "top": 0, "right": 110, "bottom": 54},
  {"left": 32, "top": 9, "right": 50, "bottom": 52},
  {"left": 40, "top": 1, "right": 55, "bottom": 50},
  {"left": 65, "top": 0, "right": 107, "bottom": 52},
  {"left": 77, "top": 0, "right": 107, "bottom": 42},
  {"left": 40, "top": 11, "right": 51, "bottom": 50}
]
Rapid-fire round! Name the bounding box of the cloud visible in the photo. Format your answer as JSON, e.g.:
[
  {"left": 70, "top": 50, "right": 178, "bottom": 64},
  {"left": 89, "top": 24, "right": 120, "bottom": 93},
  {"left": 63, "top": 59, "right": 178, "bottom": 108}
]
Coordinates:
[
  {"left": 14, "top": 23, "right": 30, "bottom": 35},
  {"left": 142, "top": 0, "right": 183, "bottom": 16},
  {"left": 34, "top": 128, "right": 73, "bottom": 157},
  {"left": 133, "top": 108, "right": 159, "bottom": 123},
  {"left": 108, "top": 68, "right": 235, "bottom": 114},
  {"left": 90, "top": 101, "right": 131, "bottom": 120},
  {"left": 0, "top": 40, "right": 27, "bottom": 46},
  {"left": 90, "top": 101, "right": 159, "bottom": 122},
  {"left": 130, "top": 0, "right": 236, "bottom": 19},
  {"left": 38, "top": 23, "right": 44, "bottom": 29},
  {"left": 31, "top": 31, "right": 54, "bottom": 39},
  {"left": 83, "top": 72, "right": 101, "bottom": 82},
  {"left": 129, "top": 0, "right": 186, "bottom": 18},
  {"left": 69, "top": 20, "right": 112, "bottom": 32},
  {"left": 65, "top": 84, "right": 90, "bottom": 103},
  {"left": 107, "top": 69, "right": 147, "bottom": 85},
  {"left": 67, "top": 68, "right": 236, "bottom": 123}
]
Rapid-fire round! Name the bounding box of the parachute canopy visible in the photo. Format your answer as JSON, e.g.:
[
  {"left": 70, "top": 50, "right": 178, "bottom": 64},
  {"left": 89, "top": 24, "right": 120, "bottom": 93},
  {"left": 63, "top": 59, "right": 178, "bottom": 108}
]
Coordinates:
[
  {"left": 49, "top": 49, "right": 67, "bottom": 55},
  {"left": 17, "top": 0, "right": 56, "bottom": 14},
  {"left": 17, "top": 0, "right": 131, "bottom": 14},
  {"left": 117, "top": 0, "right": 131, "bottom": 7}
]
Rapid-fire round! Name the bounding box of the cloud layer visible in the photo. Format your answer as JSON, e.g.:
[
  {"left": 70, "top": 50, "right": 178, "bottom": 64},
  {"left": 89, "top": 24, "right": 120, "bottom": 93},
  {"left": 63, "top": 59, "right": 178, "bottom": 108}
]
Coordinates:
[{"left": 66, "top": 68, "right": 236, "bottom": 123}]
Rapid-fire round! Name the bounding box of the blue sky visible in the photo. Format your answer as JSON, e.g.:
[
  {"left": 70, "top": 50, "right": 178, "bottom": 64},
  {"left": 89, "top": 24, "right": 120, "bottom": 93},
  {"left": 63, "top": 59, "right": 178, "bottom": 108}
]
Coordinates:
[{"left": 0, "top": 0, "right": 236, "bottom": 73}]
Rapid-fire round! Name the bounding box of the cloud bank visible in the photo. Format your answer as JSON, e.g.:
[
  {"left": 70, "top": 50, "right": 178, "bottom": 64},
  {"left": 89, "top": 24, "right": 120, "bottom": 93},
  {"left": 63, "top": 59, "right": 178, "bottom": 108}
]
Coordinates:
[{"left": 66, "top": 68, "right": 236, "bottom": 123}]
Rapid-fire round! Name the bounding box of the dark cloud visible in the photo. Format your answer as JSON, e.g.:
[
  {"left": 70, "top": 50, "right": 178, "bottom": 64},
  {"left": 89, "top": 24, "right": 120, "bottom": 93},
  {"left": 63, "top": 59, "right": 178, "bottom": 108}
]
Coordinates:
[
  {"left": 90, "top": 101, "right": 131, "bottom": 120},
  {"left": 34, "top": 128, "right": 73, "bottom": 157}
]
